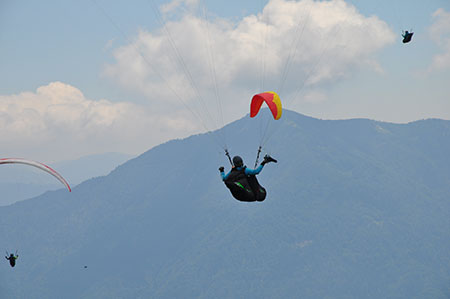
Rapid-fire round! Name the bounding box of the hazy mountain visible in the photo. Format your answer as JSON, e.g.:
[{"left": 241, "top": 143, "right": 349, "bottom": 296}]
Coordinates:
[
  {"left": 0, "top": 152, "right": 133, "bottom": 206},
  {"left": 0, "top": 110, "right": 449, "bottom": 298},
  {"left": 52, "top": 152, "right": 134, "bottom": 186}
]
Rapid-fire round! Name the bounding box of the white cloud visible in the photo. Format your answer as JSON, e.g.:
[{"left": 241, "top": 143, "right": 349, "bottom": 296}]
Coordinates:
[
  {"left": 103, "top": 38, "right": 116, "bottom": 52},
  {"left": 301, "top": 90, "right": 328, "bottom": 103},
  {"left": 429, "top": 8, "right": 450, "bottom": 71},
  {"left": 0, "top": 82, "right": 199, "bottom": 161},
  {"left": 104, "top": 0, "right": 395, "bottom": 123},
  {"left": 160, "top": 0, "right": 199, "bottom": 15}
]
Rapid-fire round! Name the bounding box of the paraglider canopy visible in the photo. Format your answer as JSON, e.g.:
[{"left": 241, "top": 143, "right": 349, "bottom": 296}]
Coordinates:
[
  {"left": 250, "top": 91, "right": 282, "bottom": 120},
  {"left": 0, "top": 158, "right": 71, "bottom": 192}
]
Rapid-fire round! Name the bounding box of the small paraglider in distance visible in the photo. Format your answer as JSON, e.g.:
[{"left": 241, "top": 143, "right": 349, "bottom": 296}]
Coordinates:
[
  {"left": 219, "top": 154, "right": 277, "bottom": 202},
  {"left": 402, "top": 30, "right": 414, "bottom": 43},
  {"left": 84, "top": 266, "right": 88, "bottom": 269},
  {"left": 0, "top": 158, "right": 71, "bottom": 192},
  {"left": 5, "top": 251, "right": 18, "bottom": 268}
]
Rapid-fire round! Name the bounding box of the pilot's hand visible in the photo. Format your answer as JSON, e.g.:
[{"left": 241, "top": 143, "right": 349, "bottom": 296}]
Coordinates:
[{"left": 219, "top": 166, "right": 225, "bottom": 172}]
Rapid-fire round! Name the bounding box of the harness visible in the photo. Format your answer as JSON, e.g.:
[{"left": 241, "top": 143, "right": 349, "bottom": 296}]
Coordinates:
[{"left": 223, "top": 166, "right": 266, "bottom": 202}]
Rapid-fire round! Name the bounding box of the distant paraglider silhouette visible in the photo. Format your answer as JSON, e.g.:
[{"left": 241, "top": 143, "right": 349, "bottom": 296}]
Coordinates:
[
  {"left": 402, "top": 30, "right": 414, "bottom": 43},
  {"left": 5, "top": 251, "right": 18, "bottom": 268}
]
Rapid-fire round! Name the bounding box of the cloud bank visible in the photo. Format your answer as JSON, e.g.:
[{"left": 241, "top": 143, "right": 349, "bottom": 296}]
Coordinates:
[
  {"left": 1, "top": 1, "right": 398, "bottom": 162},
  {"left": 104, "top": 0, "right": 395, "bottom": 127},
  {"left": 429, "top": 8, "right": 450, "bottom": 71},
  {"left": 0, "top": 82, "right": 197, "bottom": 161}
]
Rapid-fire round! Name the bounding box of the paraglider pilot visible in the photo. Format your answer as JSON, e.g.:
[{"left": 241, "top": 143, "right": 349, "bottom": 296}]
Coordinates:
[
  {"left": 5, "top": 252, "right": 18, "bottom": 268},
  {"left": 402, "top": 30, "right": 414, "bottom": 43},
  {"left": 219, "top": 155, "right": 277, "bottom": 202}
]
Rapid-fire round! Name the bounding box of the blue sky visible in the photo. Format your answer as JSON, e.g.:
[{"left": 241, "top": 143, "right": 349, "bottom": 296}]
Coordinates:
[{"left": 1, "top": 0, "right": 449, "bottom": 161}]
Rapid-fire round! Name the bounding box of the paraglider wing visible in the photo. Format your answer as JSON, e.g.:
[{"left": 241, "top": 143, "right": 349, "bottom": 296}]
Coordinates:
[
  {"left": 0, "top": 158, "right": 71, "bottom": 192},
  {"left": 250, "top": 91, "right": 282, "bottom": 120}
]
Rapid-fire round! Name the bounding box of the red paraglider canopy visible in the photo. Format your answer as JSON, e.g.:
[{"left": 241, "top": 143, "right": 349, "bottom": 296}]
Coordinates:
[{"left": 250, "top": 91, "right": 282, "bottom": 120}]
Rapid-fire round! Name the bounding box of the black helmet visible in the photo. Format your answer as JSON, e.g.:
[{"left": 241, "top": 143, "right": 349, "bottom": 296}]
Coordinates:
[{"left": 232, "top": 156, "right": 244, "bottom": 167}]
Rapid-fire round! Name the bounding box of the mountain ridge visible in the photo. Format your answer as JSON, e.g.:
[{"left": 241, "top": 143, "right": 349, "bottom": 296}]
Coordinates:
[
  {"left": 0, "top": 110, "right": 449, "bottom": 298},
  {"left": 0, "top": 152, "right": 132, "bottom": 206}
]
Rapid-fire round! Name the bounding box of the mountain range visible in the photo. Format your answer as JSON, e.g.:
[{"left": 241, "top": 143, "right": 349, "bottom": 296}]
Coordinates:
[
  {"left": 0, "top": 110, "right": 449, "bottom": 298},
  {"left": 0, "top": 152, "right": 132, "bottom": 206}
]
